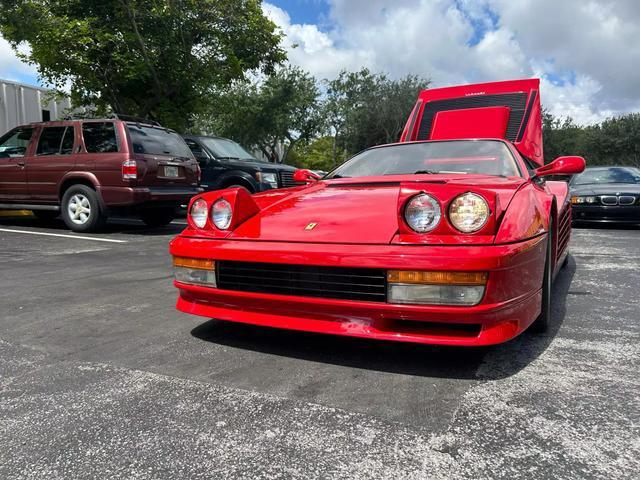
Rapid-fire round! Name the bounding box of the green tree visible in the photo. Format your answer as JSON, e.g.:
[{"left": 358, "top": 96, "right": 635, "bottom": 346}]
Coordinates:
[
  {"left": 288, "top": 136, "right": 346, "bottom": 172},
  {"left": 199, "top": 65, "right": 323, "bottom": 163},
  {"left": 323, "top": 69, "right": 430, "bottom": 166},
  {"left": 0, "top": 0, "right": 285, "bottom": 131}
]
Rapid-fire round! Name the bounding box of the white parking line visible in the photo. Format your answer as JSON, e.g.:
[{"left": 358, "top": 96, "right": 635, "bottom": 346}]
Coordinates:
[{"left": 0, "top": 228, "right": 127, "bottom": 244}]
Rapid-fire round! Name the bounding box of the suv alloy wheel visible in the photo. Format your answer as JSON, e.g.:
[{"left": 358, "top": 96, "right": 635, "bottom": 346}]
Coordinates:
[{"left": 61, "top": 184, "right": 107, "bottom": 232}]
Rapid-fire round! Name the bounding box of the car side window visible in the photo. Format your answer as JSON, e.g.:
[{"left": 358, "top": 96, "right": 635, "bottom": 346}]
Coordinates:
[
  {"left": 60, "top": 126, "right": 75, "bottom": 154},
  {"left": 185, "top": 139, "right": 205, "bottom": 157},
  {"left": 36, "top": 126, "right": 67, "bottom": 156},
  {"left": 0, "top": 127, "right": 34, "bottom": 157},
  {"left": 82, "top": 122, "right": 119, "bottom": 153}
]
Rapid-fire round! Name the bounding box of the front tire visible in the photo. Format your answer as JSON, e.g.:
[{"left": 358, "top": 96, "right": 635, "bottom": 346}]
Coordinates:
[
  {"left": 531, "top": 226, "right": 553, "bottom": 333},
  {"left": 61, "top": 185, "right": 106, "bottom": 232}
]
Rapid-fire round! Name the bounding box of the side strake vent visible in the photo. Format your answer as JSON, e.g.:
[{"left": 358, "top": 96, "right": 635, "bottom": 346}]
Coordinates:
[{"left": 417, "top": 92, "right": 528, "bottom": 141}]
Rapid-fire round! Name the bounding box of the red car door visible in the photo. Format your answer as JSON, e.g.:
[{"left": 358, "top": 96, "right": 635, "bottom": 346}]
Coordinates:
[
  {"left": 0, "top": 126, "right": 36, "bottom": 202},
  {"left": 27, "top": 123, "right": 77, "bottom": 202}
]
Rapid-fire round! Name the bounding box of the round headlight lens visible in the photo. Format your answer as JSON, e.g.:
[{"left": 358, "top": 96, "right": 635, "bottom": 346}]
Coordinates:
[
  {"left": 449, "top": 193, "right": 490, "bottom": 233},
  {"left": 211, "top": 198, "right": 233, "bottom": 230},
  {"left": 404, "top": 193, "right": 441, "bottom": 233},
  {"left": 190, "top": 198, "right": 208, "bottom": 228}
]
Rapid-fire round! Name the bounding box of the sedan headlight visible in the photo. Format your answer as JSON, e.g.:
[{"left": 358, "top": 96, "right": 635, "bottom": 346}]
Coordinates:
[
  {"left": 211, "top": 198, "right": 233, "bottom": 230},
  {"left": 261, "top": 172, "right": 279, "bottom": 189},
  {"left": 448, "top": 193, "right": 489, "bottom": 233},
  {"left": 404, "top": 193, "right": 441, "bottom": 233},
  {"left": 570, "top": 196, "right": 597, "bottom": 204},
  {"left": 190, "top": 198, "right": 208, "bottom": 228}
]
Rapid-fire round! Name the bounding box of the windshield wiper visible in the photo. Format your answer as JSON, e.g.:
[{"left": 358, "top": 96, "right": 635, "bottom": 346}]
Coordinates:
[
  {"left": 414, "top": 170, "right": 439, "bottom": 174},
  {"left": 330, "top": 174, "right": 351, "bottom": 179},
  {"left": 216, "top": 156, "right": 240, "bottom": 160}
]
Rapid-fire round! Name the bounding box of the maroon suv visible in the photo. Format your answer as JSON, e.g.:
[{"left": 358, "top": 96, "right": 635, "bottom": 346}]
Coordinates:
[{"left": 0, "top": 118, "right": 201, "bottom": 232}]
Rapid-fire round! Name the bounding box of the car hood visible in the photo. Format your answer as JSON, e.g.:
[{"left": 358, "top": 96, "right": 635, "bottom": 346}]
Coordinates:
[
  {"left": 212, "top": 158, "right": 296, "bottom": 172},
  {"left": 230, "top": 175, "right": 524, "bottom": 244},
  {"left": 570, "top": 183, "right": 640, "bottom": 196}
]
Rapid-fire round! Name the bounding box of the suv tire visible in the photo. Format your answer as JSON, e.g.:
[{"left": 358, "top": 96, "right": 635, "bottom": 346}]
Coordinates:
[
  {"left": 61, "top": 184, "right": 106, "bottom": 233},
  {"left": 140, "top": 208, "right": 175, "bottom": 227}
]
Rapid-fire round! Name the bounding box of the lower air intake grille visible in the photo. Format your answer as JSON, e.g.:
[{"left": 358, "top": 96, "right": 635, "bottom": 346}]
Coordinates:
[
  {"left": 217, "top": 261, "right": 387, "bottom": 302},
  {"left": 280, "top": 170, "right": 298, "bottom": 187}
]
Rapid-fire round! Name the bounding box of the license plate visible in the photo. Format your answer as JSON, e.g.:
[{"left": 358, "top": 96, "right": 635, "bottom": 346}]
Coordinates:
[{"left": 164, "top": 165, "right": 179, "bottom": 177}]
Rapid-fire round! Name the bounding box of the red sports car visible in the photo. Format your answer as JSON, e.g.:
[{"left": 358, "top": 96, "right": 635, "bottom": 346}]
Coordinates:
[{"left": 169, "top": 79, "right": 585, "bottom": 346}]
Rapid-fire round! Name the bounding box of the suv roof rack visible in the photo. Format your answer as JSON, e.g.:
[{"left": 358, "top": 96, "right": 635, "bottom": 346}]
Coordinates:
[
  {"left": 110, "top": 113, "right": 162, "bottom": 126},
  {"left": 60, "top": 113, "right": 163, "bottom": 127}
]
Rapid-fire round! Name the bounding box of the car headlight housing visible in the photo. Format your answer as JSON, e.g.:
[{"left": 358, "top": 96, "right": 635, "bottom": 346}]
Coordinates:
[
  {"left": 448, "top": 193, "right": 490, "bottom": 233},
  {"left": 211, "top": 198, "right": 233, "bottom": 230},
  {"left": 387, "top": 270, "right": 487, "bottom": 306},
  {"left": 190, "top": 198, "right": 208, "bottom": 228},
  {"left": 570, "top": 196, "right": 598, "bottom": 205},
  {"left": 404, "top": 193, "right": 441, "bottom": 233},
  {"left": 261, "top": 172, "right": 278, "bottom": 189}
]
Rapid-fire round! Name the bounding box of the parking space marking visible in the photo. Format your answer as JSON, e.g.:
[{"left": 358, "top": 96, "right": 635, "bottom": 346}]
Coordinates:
[{"left": 0, "top": 228, "right": 127, "bottom": 244}]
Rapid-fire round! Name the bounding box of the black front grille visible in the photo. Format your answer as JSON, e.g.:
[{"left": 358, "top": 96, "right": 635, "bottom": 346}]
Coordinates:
[
  {"left": 417, "top": 92, "right": 528, "bottom": 141},
  {"left": 280, "top": 170, "right": 298, "bottom": 187},
  {"left": 217, "top": 261, "right": 387, "bottom": 302}
]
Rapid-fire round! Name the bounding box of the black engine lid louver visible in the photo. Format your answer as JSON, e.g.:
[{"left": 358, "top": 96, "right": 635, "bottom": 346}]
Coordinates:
[{"left": 416, "top": 92, "right": 528, "bottom": 142}]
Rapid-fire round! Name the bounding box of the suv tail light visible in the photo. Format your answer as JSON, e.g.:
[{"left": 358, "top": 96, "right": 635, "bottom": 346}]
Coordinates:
[{"left": 122, "top": 159, "right": 137, "bottom": 180}]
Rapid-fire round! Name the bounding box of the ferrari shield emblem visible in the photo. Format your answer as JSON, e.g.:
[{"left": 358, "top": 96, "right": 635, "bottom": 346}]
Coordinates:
[{"left": 305, "top": 222, "right": 318, "bottom": 230}]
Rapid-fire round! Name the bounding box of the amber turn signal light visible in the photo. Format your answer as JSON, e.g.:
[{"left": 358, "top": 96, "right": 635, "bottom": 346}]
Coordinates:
[
  {"left": 387, "top": 270, "right": 487, "bottom": 286},
  {"left": 172, "top": 257, "right": 215, "bottom": 270}
]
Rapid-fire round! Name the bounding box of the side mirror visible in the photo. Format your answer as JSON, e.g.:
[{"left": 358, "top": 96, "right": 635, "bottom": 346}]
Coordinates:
[
  {"left": 534, "top": 156, "right": 586, "bottom": 179},
  {"left": 293, "top": 168, "right": 321, "bottom": 184}
]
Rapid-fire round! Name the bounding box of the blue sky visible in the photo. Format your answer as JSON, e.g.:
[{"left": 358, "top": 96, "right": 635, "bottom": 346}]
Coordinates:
[{"left": 269, "top": 0, "right": 329, "bottom": 26}]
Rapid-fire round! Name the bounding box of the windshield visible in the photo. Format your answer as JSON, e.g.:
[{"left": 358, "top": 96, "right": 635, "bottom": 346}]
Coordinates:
[
  {"left": 325, "top": 140, "right": 521, "bottom": 179},
  {"left": 127, "top": 125, "right": 193, "bottom": 158},
  {"left": 572, "top": 167, "right": 640, "bottom": 185},
  {"left": 200, "top": 137, "right": 258, "bottom": 161}
]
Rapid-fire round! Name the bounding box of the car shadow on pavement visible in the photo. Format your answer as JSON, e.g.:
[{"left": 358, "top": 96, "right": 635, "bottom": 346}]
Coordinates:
[
  {"left": 0, "top": 215, "right": 185, "bottom": 236},
  {"left": 191, "top": 259, "right": 576, "bottom": 380},
  {"left": 573, "top": 222, "right": 640, "bottom": 230}
]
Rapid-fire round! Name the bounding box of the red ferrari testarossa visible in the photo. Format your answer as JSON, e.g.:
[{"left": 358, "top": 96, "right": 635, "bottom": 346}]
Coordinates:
[{"left": 170, "top": 79, "right": 585, "bottom": 346}]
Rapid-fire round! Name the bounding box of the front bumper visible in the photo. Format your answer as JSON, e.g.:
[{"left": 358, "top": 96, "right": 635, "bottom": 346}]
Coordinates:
[
  {"left": 572, "top": 205, "right": 640, "bottom": 224},
  {"left": 169, "top": 235, "right": 547, "bottom": 346}
]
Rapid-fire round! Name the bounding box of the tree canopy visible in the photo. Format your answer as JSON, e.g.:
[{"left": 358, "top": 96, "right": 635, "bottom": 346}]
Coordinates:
[
  {"left": 543, "top": 110, "right": 640, "bottom": 167},
  {"left": 197, "top": 65, "right": 323, "bottom": 163},
  {"left": 0, "top": 0, "right": 285, "bottom": 130}
]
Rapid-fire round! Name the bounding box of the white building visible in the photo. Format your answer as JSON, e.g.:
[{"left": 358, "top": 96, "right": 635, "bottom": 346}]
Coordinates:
[{"left": 0, "top": 79, "right": 71, "bottom": 135}]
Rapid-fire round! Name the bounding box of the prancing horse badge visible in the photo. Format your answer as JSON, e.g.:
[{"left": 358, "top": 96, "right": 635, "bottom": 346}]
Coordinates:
[{"left": 305, "top": 222, "right": 318, "bottom": 230}]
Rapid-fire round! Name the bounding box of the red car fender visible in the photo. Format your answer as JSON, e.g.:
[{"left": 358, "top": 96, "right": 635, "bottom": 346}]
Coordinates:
[{"left": 494, "top": 183, "right": 548, "bottom": 244}]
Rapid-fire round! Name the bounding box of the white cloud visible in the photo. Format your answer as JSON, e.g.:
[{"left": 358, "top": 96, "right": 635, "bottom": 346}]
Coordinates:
[
  {"left": 0, "top": 37, "right": 37, "bottom": 82},
  {"left": 264, "top": 0, "right": 640, "bottom": 124}
]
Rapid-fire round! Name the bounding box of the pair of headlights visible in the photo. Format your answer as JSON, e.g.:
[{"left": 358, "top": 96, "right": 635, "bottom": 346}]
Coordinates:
[
  {"left": 405, "top": 192, "right": 490, "bottom": 233},
  {"left": 191, "top": 192, "right": 490, "bottom": 233},
  {"left": 190, "top": 198, "right": 233, "bottom": 230}
]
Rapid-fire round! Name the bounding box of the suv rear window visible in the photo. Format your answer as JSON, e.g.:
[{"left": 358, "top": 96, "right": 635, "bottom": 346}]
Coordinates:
[
  {"left": 82, "top": 122, "right": 119, "bottom": 153},
  {"left": 127, "top": 125, "right": 192, "bottom": 158}
]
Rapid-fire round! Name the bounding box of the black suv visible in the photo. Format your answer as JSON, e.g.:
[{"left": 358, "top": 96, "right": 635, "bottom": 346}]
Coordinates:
[{"left": 183, "top": 135, "right": 299, "bottom": 193}]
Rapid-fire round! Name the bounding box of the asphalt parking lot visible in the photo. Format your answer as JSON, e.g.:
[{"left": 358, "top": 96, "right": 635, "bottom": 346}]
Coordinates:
[{"left": 0, "top": 214, "right": 638, "bottom": 479}]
